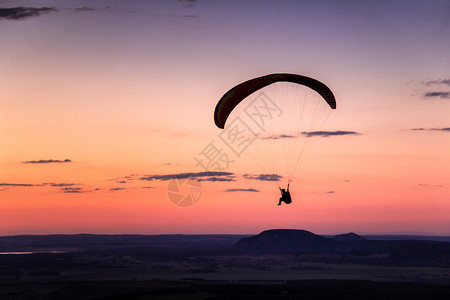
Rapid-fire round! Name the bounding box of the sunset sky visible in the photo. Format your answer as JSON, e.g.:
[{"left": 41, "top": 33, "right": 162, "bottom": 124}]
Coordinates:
[{"left": 1, "top": 0, "right": 449, "bottom": 235}]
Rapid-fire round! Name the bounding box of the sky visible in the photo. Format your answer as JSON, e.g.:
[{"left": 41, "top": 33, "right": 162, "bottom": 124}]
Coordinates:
[{"left": 1, "top": 0, "right": 449, "bottom": 235}]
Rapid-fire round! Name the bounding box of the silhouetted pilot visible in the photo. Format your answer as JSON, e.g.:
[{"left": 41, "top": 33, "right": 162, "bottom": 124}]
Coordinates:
[{"left": 278, "top": 183, "right": 291, "bottom": 205}]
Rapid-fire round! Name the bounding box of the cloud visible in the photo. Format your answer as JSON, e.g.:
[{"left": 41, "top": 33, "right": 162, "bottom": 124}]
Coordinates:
[
  {"left": 225, "top": 188, "right": 260, "bottom": 192},
  {"left": 423, "top": 79, "right": 450, "bottom": 86},
  {"left": 260, "top": 134, "right": 296, "bottom": 140},
  {"left": 74, "top": 7, "right": 95, "bottom": 12},
  {"left": 326, "top": 191, "right": 335, "bottom": 194},
  {"left": 0, "top": 181, "right": 104, "bottom": 193},
  {"left": 22, "top": 159, "right": 72, "bottom": 164},
  {"left": 140, "top": 171, "right": 234, "bottom": 181},
  {"left": 46, "top": 183, "right": 76, "bottom": 187},
  {"left": 1, "top": 182, "right": 79, "bottom": 189},
  {"left": 416, "top": 183, "right": 443, "bottom": 189},
  {"left": 61, "top": 187, "right": 83, "bottom": 193},
  {"left": 243, "top": 174, "right": 282, "bottom": 181},
  {"left": 413, "top": 79, "right": 450, "bottom": 100},
  {"left": 410, "top": 127, "right": 450, "bottom": 132},
  {"left": 110, "top": 188, "right": 126, "bottom": 192},
  {"left": 198, "top": 177, "right": 235, "bottom": 182},
  {"left": 302, "top": 131, "right": 361, "bottom": 137},
  {"left": 260, "top": 131, "right": 361, "bottom": 139},
  {"left": 0, "top": 7, "right": 57, "bottom": 20},
  {"left": 423, "top": 91, "right": 450, "bottom": 99},
  {"left": 178, "top": 0, "right": 198, "bottom": 8},
  {"left": 107, "top": 174, "right": 140, "bottom": 182},
  {"left": 60, "top": 187, "right": 96, "bottom": 193},
  {"left": 0, "top": 183, "right": 35, "bottom": 187},
  {"left": 157, "top": 13, "right": 198, "bottom": 18},
  {"left": 430, "top": 128, "right": 450, "bottom": 132}
]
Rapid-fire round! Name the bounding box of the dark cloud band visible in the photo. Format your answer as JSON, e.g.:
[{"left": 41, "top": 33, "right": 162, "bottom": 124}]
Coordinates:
[
  {"left": 423, "top": 91, "right": 450, "bottom": 99},
  {"left": 0, "top": 7, "right": 56, "bottom": 20}
]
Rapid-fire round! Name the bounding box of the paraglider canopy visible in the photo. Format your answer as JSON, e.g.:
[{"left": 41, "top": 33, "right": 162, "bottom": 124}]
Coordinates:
[
  {"left": 214, "top": 73, "right": 336, "bottom": 129},
  {"left": 213, "top": 72, "right": 337, "bottom": 185}
]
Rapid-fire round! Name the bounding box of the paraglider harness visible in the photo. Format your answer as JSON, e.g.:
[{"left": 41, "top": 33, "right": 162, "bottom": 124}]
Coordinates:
[{"left": 278, "top": 183, "right": 292, "bottom": 205}]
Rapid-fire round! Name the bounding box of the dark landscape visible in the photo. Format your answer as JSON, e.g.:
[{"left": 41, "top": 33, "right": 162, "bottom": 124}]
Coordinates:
[{"left": 0, "top": 229, "right": 449, "bottom": 299}]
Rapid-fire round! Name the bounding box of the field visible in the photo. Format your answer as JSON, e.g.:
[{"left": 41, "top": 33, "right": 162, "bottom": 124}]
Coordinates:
[
  {"left": 0, "top": 234, "right": 449, "bottom": 299},
  {"left": 0, "top": 253, "right": 449, "bottom": 299}
]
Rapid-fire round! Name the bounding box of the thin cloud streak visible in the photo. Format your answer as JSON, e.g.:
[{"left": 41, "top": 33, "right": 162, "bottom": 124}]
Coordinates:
[
  {"left": 140, "top": 171, "right": 234, "bottom": 181},
  {"left": 73, "top": 7, "right": 96, "bottom": 12},
  {"left": 198, "top": 177, "right": 235, "bottom": 182},
  {"left": 22, "top": 159, "right": 72, "bottom": 164},
  {"left": 243, "top": 174, "right": 282, "bottom": 182},
  {"left": 410, "top": 127, "right": 450, "bottom": 132},
  {"left": 302, "top": 131, "right": 361, "bottom": 137},
  {"left": 110, "top": 188, "right": 126, "bottom": 192},
  {"left": 260, "top": 134, "right": 296, "bottom": 140},
  {"left": 0, "top": 182, "right": 104, "bottom": 194},
  {"left": 61, "top": 187, "right": 83, "bottom": 193},
  {"left": 0, "top": 183, "right": 35, "bottom": 187},
  {"left": 225, "top": 188, "right": 259, "bottom": 192},
  {"left": 60, "top": 187, "right": 99, "bottom": 194},
  {"left": 177, "top": 0, "right": 198, "bottom": 9},
  {"left": 45, "top": 183, "right": 77, "bottom": 187},
  {"left": 423, "top": 79, "right": 450, "bottom": 86}
]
